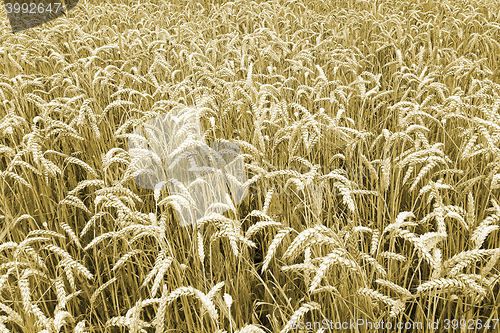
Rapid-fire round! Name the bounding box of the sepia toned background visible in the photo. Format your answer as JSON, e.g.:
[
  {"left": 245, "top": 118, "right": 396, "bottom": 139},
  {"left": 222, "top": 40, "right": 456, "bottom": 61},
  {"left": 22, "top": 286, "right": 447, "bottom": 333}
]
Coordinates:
[{"left": 1, "top": 0, "right": 500, "bottom": 332}]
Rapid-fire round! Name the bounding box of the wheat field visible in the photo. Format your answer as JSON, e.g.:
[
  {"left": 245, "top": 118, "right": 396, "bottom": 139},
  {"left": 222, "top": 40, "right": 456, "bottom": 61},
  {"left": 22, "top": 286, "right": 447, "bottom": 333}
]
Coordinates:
[{"left": 1, "top": 0, "right": 500, "bottom": 332}]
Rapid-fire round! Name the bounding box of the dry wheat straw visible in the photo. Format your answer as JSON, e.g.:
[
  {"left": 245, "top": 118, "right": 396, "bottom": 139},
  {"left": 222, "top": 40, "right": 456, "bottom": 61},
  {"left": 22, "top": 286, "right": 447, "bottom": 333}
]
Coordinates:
[
  {"left": 112, "top": 249, "right": 143, "bottom": 271},
  {"left": 3, "top": 1, "right": 500, "bottom": 331}
]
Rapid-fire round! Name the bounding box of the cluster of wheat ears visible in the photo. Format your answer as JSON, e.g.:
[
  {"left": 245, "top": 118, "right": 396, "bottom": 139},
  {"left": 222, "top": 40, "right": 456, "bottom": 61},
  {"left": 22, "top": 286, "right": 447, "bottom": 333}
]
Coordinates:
[{"left": 1, "top": 0, "right": 500, "bottom": 332}]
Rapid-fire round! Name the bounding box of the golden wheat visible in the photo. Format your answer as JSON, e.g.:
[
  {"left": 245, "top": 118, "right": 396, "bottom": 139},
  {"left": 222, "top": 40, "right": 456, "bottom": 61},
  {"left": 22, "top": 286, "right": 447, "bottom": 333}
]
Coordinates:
[{"left": 1, "top": 0, "right": 500, "bottom": 331}]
